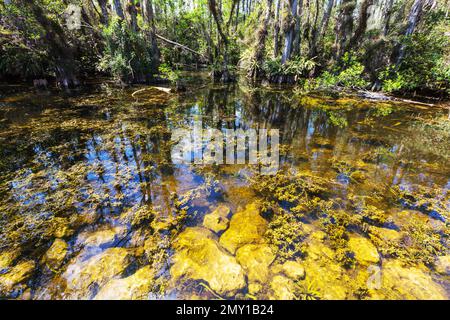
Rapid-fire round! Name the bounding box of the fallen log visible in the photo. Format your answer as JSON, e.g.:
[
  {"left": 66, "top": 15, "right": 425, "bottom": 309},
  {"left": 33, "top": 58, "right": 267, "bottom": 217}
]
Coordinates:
[
  {"left": 358, "top": 90, "right": 436, "bottom": 107},
  {"left": 131, "top": 86, "right": 171, "bottom": 99}
]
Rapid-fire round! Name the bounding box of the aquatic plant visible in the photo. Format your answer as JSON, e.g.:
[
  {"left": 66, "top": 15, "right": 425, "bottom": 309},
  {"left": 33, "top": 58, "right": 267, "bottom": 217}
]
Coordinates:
[{"left": 264, "top": 211, "right": 307, "bottom": 263}]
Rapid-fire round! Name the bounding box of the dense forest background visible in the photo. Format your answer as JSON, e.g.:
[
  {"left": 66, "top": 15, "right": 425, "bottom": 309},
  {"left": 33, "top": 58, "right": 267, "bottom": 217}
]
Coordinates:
[{"left": 0, "top": 0, "right": 449, "bottom": 96}]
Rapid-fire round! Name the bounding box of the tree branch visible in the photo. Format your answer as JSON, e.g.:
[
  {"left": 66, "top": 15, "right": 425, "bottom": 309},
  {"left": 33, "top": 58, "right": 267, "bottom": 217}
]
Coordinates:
[{"left": 155, "top": 34, "right": 208, "bottom": 62}]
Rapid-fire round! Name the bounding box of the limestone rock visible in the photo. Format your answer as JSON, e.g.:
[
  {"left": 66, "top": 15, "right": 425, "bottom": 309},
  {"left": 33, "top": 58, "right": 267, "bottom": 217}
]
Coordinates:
[
  {"left": 379, "top": 260, "right": 447, "bottom": 300},
  {"left": 171, "top": 227, "right": 246, "bottom": 297},
  {"left": 248, "top": 283, "right": 263, "bottom": 295},
  {"left": 236, "top": 244, "right": 276, "bottom": 283},
  {"left": 94, "top": 266, "right": 155, "bottom": 300},
  {"left": 219, "top": 203, "right": 267, "bottom": 254},
  {"left": 280, "top": 261, "right": 306, "bottom": 280},
  {"left": 41, "top": 239, "right": 68, "bottom": 270},
  {"left": 303, "top": 238, "right": 349, "bottom": 300},
  {"left": 370, "top": 226, "right": 402, "bottom": 243},
  {"left": 311, "top": 229, "right": 327, "bottom": 240},
  {"left": 435, "top": 255, "right": 450, "bottom": 275},
  {"left": 307, "top": 237, "right": 335, "bottom": 261},
  {"left": 211, "top": 204, "right": 231, "bottom": 218},
  {"left": 269, "top": 275, "right": 296, "bottom": 300},
  {"left": 76, "top": 226, "right": 127, "bottom": 251},
  {"left": 0, "top": 249, "right": 21, "bottom": 274},
  {"left": 203, "top": 205, "right": 231, "bottom": 233},
  {"left": 348, "top": 235, "right": 380, "bottom": 265},
  {"left": 62, "top": 247, "right": 133, "bottom": 299},
  {"left": 0, "top": 260, "right": 35, "bottom": 295},
  {"left": 51, "top": 217, "right": 74, "bottom": 238}
]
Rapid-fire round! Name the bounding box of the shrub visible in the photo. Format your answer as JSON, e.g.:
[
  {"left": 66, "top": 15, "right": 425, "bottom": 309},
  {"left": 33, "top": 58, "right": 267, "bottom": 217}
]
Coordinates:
[
  {"left": 158, "top": 63, "right": 180, "bottom": 84},
  {"left": 97, "top": 18, "right": 154, "bottom": 82},
  {"left": 318, "top": 53, "right": 369, "bottom": 89}
]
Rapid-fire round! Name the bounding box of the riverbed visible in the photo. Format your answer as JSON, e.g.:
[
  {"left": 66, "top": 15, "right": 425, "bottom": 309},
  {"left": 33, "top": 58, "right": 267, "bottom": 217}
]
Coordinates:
[{"left": 0, "top": 78, "right": 448, "bottom": 300}]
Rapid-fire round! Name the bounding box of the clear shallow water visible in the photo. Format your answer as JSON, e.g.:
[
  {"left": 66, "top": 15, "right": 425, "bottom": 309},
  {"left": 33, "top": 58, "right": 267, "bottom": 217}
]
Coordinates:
[{"left": 0, "top": 78, "right": 448, "bottom": 300}]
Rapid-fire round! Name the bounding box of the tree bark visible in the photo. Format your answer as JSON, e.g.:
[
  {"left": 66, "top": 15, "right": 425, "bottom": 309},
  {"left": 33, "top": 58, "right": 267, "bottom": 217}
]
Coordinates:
[
  {"left": 282, "top": 0, "right": 299, "bottom": 64},
  {"left": 334, "top": 0, "right": 356, "bottom": 60},
  {"left": 126, "top": 0, "right": 138, "bottom": 32},
  {"left": 292, "top": 0, "right": 303, "bottom": 57},
  {"left": 309, "top": 0, "right": 322, "bottom": 57},
  {"left": 382, "top": 0, "right": 394, "bottom": 36},
  {"left": 396, "top": 0, "right": 426, "bottom": 66},
  {"left": 248, "top": 0, "right": 273, "bottom": 78},
  {"left": 347, "top": 0, "right": 373, "bottom": 50},
  {"left": 96, "top": 0, "right": 109, "bottom": 25},
  {"left": 112, "top": 0, "right": 125, "bottom": 20},
  {"left": 273, "top": 0, "right": 282, "bottom": 57},
  {"left": 208, "top": 0, "right": 233, "bottom": 82},
  {"left": 142, "top": 0, "right": 160, "bottom": 73},
  {"left": 19, "top": 0, "right": 79, "bottom": 88}
]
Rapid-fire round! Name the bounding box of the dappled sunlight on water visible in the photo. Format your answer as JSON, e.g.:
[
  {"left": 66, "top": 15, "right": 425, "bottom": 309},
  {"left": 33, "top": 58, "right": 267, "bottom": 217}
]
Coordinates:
[{"left": 0, "top": 80, "right": 448, "bottom": 300}]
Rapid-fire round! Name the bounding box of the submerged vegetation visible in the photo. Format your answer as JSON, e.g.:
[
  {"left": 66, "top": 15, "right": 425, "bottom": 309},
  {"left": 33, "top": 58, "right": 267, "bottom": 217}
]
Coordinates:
[
  {"left": 0, "top": 83, "right": 448, "bottom": 300},
  {"left": 0, "top": 0, "right": 449, "bottom": 96}
]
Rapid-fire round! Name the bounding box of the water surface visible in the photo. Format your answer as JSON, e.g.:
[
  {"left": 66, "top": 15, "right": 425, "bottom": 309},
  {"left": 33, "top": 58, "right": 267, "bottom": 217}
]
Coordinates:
[{"left": 0, "top": 78, "right": 448, "bottom": 300}]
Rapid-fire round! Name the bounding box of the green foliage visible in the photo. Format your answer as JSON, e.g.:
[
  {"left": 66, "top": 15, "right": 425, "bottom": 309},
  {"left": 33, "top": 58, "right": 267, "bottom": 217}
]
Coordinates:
[
  {"left": 381, "top": 20, "right": 450, "bottom": 94},
  {"left": 158, "top": 63, "right": 180, "bottom": 84},
  {"left": 98, "top": 18, "right": 154, "bottom": 81},
  {"left": 318, "top": 53, "right": 369, "bottom": 89},
  {"left": 379, "top": 67, "right": 406, "bottom": 93},
  {"left": 262, "top": 57, "right": 317, "bottom": 80},
  {"left": 262, "top": 57, "right": 284, "bottom": 78},
  {"left": 0, "top": 3, "right": 50, "bottom": 79}
]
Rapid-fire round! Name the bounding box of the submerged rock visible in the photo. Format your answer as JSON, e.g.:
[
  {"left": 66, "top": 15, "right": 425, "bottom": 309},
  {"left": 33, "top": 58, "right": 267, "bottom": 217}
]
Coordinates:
[
  {"left": 94, "top": 266, "right": 155, "bottom": 300},
  {"left": 219, "top": 203, "right": 267, "bottom": 254},
  {"left": 76, "top": 226, "right": 127, "bottom": 252},
  {"left": 280, "top": 261, "right": 306, "bottom": 280},
  {"left": 348, "top": 235, "right": 380, "bottom": 265},
  {"left": 0, "top": 249, "right": 21, "bottom": 274},
  {"left": 269, "top": 275, "right": 297, "bottom": 300},
  {"left": 248, "top": 283, "right": 263, "bottom": 295},
  {"left": 62, "top": 247, "right": 133, "bottom": 299},
  {"left": 41, "top": 239, "right": 68, "bottom": 270},
  {"left": 236, "top": 244, "right": 276, "bottom": 283},
  {"left": 434, "top": 255, "right": 450, "bottom": 276},
  {"left": 370, "top": 226, "right": 402, "bottom": 243},
  {"left": 378, "top": 260, "right": 447, "bottom": 300},
  {"left": 0, "top": 260, "right": 35, "bottom": 296},
  {"left": 203, "top": 205, "right": 231, "bottom": 233},
  {"left": 170, "top": 227, "right": 246, "bottom": 297},
  {"left": 303, "top": 238, "right": 350, "bottom": 300}
]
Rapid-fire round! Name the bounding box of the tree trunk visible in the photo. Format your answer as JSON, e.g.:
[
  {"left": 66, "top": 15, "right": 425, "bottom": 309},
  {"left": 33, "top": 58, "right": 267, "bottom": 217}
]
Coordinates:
[
  {"left": 347, "top": 0, "right": 373, "bottom": 50},
  {"left": 396, "top": 0, "right": 426, "bottom": 66},
  {"left": 382, "top": 0, "right": 394, "bottom": 36},
  {"left": 112, "top": 0, "right": 125, "bottom": 20},
  {"left": 208, "top": 0, "right": 233, "bottom": 82},
  {"left": 126, "top": 0, "right": 138, "bottom": 31},
  {"left": 19, "top": 0, "right": 79, "bottom": 88},
  {"left": 97, "top": 0, "right": 109, "bottom": 25},
  {"left": 273, "top": 0, "right": 282, "bottom": 57},
  {"left": 142, "top": 0, "right": 161, "bottom": 73},
  {"left": 282, "top": 0, "right": 299, "bottom": 64},
  {"left": 309, "top": 0, "right": 322, "bottom": 57},
  {"left": 334, "top": 0, "right": 356, "bottom": 60},
  {"left": 292, "top": 0, "right": 304, "bottom": 57},
  {"left": 248, "top": 0, "right": 273, "bottom": 79}
]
